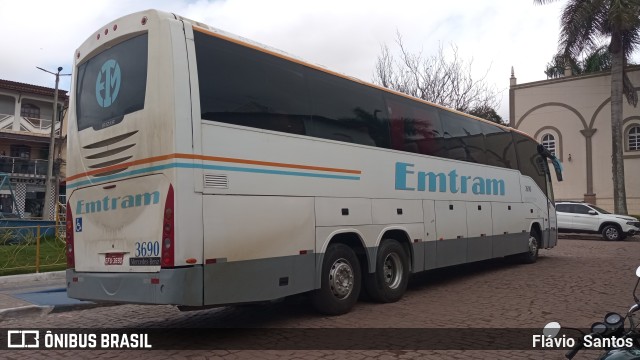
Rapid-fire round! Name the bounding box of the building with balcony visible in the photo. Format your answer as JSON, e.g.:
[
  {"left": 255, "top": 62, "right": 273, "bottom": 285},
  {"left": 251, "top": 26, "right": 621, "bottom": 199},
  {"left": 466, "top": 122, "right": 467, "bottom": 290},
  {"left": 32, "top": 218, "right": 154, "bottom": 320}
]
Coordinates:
[
  {"left": 510, "top": 66, "right": 640, "bottom": 215},
  {"left": 0, "top": 79, "right": 68, "bottom": 218}
]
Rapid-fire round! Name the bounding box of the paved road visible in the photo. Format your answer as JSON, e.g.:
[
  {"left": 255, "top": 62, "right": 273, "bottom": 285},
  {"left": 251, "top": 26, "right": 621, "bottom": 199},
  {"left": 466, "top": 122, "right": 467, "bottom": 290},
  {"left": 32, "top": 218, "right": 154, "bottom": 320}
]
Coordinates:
[{"left": 1, "top": 236, "right": 639, "bottom": 359}]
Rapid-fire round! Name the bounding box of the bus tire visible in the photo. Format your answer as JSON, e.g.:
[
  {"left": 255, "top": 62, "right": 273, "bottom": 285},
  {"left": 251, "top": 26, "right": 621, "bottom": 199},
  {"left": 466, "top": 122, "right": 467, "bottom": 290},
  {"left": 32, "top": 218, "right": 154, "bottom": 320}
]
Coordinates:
[
  {"left": 364, "top": 239, "right": 409, "bottom": 303},
  {"left": 517, "top": 229, "right": 540, "bottom": 264},
  {"left": 311, "top": 243, "right": 361, "bottom": 315}
]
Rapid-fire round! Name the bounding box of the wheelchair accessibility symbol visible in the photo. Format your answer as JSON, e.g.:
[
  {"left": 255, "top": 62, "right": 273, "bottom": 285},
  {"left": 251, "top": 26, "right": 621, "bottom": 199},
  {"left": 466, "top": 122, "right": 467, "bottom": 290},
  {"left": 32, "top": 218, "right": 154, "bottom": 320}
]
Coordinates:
[{"left": 75, "top": 218, "right": 83, "bottom": 233}]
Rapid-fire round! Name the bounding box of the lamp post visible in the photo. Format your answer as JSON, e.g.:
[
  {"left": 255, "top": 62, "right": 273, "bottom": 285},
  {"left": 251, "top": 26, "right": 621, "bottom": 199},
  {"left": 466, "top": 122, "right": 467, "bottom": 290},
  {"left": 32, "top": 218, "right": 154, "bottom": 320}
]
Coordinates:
[{"left": 37, "top": 66, "right": 70, "bottom": 220}]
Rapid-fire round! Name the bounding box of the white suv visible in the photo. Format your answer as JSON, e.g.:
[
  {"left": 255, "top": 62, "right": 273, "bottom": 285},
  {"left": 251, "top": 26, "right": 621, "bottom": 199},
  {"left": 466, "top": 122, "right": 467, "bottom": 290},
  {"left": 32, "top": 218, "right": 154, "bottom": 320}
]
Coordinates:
[{"left": 555, "top": 202, "right": 640, "bottom": 241}]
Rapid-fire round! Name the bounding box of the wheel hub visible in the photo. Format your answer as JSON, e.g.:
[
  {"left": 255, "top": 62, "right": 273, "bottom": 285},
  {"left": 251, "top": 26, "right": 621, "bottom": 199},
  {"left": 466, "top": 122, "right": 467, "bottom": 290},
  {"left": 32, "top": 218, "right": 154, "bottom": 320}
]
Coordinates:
[
  {"left": 528, "top": 236, "right": 538, "bottom": 255},
  {"left": 329, "top": 258, "right": 354, "bottom": 299},
  {"left": 383, "top": 252, "right": 403, "bottom": 289}
]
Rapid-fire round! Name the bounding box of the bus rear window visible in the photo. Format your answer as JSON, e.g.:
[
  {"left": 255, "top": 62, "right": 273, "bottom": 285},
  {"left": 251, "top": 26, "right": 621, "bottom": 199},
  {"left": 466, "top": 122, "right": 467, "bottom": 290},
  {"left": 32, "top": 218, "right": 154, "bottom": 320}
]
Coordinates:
[{"left": 75, "top": 33, "right": 148, "bottom": 131}]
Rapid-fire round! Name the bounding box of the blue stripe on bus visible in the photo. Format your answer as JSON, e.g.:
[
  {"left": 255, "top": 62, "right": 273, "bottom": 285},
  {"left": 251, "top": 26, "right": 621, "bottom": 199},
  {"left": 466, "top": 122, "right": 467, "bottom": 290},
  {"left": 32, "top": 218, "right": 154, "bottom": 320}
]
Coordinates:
[{"left": 67, "top": 162, "right": 361, "bottom": 189}]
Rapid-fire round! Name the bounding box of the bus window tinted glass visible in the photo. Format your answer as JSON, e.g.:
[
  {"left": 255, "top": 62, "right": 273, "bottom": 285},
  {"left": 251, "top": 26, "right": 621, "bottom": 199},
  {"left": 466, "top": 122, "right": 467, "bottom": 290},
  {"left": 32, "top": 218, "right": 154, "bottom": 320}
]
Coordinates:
[
  {"left": 195, "top": 31, "right": 310, "bottom": 135},
  {"left": 513, "top": 132, "right": 547, "bottom": 194},
  {"left": 307, "top": 69, "right": 389, "bottom": 147},
  {"left": 439, "top": 110, "right": 486, "bottom": 164},
  {"left": 386, "top": 94, "right": 446, "bottom": 157},
  {"left": 481, "top": 122, "right": 519, "bottom": 169},
  {"left": 75, "top": 34, "right": 148, "bottom": 131}
]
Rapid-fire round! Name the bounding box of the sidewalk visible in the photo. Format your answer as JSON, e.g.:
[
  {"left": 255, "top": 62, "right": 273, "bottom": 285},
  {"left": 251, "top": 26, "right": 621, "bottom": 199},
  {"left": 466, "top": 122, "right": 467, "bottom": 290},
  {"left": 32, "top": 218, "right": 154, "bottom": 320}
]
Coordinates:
[{"left": 0, "top": 271, "right": 105, "bottom": 321}]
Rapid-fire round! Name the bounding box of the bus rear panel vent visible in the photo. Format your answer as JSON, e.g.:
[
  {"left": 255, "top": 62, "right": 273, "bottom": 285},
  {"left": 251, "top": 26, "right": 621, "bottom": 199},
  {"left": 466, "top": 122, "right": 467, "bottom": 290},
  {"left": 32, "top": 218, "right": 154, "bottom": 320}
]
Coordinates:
[{"left": 204, "top": 174, "right": 228, "bottom": 189}]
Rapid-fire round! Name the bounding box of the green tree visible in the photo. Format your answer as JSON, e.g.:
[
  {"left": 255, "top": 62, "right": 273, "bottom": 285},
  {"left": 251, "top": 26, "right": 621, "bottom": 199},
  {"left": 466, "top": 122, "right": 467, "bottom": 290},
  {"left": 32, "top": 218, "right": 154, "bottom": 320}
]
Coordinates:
[
  {"left": 535, "top": 0, "right": 640, "bottom": 214},
  {"left": 468, "top": 105, "right": 505, "bottom": 125}
]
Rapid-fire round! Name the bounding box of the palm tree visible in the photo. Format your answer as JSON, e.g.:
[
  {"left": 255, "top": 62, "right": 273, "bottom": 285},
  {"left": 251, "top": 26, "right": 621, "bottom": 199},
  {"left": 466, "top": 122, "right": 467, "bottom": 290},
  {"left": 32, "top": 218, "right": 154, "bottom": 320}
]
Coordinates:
[
  {"left": 582, "top": 45, "right": 612, "bottom": 73},
  {"left": 535, "top": 0, "right": 640, "bottom": 214},
  {"left": 544, "top": 45, "right": 612, "bottom": 79},
  {"left": 544, "top": 52, "right": 581, "bottom": 78}
]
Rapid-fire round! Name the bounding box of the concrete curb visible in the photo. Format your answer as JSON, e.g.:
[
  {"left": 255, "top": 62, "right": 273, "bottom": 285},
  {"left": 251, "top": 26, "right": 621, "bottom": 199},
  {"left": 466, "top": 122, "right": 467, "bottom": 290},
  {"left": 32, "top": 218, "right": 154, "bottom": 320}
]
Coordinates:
[
  {"left": 49, "top": 302, "right": 120, "bottom": 313},
  {"left": 0, "top": 271, "right": 65, "bottom": 286},
  {"left": 0, "top": 305, "right": 53, "bottom": 321},
  {"left": 0, "top": 271, "right": 122, "bottom": 321},
  {"left": 0, "top": 302, "right": 119, "bottom": 321}
]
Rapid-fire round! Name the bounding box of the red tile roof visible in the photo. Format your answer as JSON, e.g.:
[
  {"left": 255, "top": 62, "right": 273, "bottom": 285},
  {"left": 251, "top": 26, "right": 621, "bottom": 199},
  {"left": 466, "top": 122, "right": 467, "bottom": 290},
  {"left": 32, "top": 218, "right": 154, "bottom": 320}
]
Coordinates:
[{"left": 0, "top": 79, "right": 68, "bottom": 100}]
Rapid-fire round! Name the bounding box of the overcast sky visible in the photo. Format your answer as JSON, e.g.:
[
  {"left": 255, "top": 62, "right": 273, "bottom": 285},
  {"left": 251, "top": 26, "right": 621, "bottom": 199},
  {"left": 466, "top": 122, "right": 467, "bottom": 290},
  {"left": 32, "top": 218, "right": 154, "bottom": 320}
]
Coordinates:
[{"left": 0, "top": 0, "right": 610, "bottom": 121}]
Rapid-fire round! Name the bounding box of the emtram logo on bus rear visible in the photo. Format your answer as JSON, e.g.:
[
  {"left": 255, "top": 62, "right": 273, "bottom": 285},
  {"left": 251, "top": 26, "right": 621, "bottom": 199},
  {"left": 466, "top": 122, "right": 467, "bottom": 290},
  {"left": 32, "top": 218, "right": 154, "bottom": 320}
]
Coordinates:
[
  {"left": 75, "top": 191, "right": 160, "bottom": 215},
  {"left": 96, "top": 59, "right": 121, "bottom": 108}
]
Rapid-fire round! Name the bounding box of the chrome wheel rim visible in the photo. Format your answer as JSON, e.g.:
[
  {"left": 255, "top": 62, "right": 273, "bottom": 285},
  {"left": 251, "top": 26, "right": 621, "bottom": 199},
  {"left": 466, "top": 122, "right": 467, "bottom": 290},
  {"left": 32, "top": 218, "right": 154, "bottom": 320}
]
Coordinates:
[
  {"left": 383, "top": 252, "right": 403, "bottom": 289},
  {"left": 528, "top": 236, "right": 538, "bottom": 255},
  {"left": 329, "top": 258, "right": 354, "bottom": 299},
  {"left": 605, "top": 228, "right": 618, "bottom": 240}
]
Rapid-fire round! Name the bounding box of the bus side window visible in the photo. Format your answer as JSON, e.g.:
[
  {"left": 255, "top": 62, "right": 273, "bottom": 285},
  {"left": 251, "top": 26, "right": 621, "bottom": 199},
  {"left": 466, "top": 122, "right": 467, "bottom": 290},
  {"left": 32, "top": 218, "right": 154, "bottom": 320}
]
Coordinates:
[
  {"left": 513, "top": 133, "right": 547, "bottom": 194},
  {"left": 480, "top": 122, "right": 519, "bottom": 170},
  {"left": 384, "top": 94, "right": 445, "bottom": 157},
  {"left": 194, "top": 31, "right": 310, "bottom": 135},
  {"left": 306, "top": 68, "right": 390, "bottom": 148},
  {"left": 412, "top": 106, "right": 446, "bottom": 157},
  {"left": 386, "top": 97, "right": 411, "bottom": 151},
  {"left": 439, "top": 110, "right": 486, "bottom": 165}
]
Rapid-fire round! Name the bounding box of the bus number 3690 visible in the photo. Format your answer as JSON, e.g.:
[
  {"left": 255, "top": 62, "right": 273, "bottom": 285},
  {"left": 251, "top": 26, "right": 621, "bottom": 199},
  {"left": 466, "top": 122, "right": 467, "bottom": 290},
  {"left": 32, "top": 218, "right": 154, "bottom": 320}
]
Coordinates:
[{"left": 134, "top": 241, "right": 160, "bottom": 257}]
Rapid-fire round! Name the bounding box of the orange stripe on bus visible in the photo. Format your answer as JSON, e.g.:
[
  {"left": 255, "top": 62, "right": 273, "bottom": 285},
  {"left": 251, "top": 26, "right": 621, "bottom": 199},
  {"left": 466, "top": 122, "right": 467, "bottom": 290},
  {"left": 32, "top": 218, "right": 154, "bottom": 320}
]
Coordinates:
[
  {"left": 66, "top": 153, "right": 361, "bottom": 182},
  {"left": 66, "top": 154, "right": 176, "bottom": 182},
  {"left": 178, "top": 154, "right": 361, "bottom": 174}
]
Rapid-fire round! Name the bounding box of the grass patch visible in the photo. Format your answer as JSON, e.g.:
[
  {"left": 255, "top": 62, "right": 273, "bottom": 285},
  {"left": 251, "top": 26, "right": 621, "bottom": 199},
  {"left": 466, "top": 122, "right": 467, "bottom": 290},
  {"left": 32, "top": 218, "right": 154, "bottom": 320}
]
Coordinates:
[{"left": 0, "top": 235, "right": 67, "bottom": 276}]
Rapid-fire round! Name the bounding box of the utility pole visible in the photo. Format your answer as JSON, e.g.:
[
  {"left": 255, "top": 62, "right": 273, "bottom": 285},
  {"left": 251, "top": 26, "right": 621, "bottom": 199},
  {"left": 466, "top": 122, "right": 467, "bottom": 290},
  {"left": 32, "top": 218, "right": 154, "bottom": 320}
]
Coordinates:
[{"left": 37, "top": 66, "right": 70, "bottom": 220}]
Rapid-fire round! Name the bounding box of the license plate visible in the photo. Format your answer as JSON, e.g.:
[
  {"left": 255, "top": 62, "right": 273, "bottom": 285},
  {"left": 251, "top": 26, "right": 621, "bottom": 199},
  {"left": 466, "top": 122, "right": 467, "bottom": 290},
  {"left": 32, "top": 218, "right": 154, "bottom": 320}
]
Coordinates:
[{"left": 105, "top": 253, "right": 124, "bottom": 265}]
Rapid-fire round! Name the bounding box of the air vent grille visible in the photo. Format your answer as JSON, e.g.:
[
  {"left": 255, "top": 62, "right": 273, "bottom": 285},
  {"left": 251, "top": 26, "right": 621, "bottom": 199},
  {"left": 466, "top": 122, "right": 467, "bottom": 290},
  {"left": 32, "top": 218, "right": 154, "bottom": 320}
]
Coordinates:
[
  {"left": 86, "top": 144, "right": 136, "bottom": 159},
  {"left": 204, "top": 174, "right": 228, "bottom": 189},
  {"left": 88, "top": 156, "right": 133, "bottom": 169},
  {"left": 83, "top": 130, "right": 138, "bottom": 149},
  {"left": 81, "top": 131, "right": 138, "bottom": 178}
]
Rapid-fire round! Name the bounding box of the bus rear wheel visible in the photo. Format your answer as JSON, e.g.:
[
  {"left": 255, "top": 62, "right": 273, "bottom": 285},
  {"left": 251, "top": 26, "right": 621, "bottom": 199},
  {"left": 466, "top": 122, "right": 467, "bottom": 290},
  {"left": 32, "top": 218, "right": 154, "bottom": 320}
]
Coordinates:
[
  {"left": 311, "top": 243, "right": 361, "bottom": 315},
  {"left": 517, "top": 229, "right": 540, "bottom": 264},
  {"left": 364, "top": 240, "right": 409, "bottom": 303}
]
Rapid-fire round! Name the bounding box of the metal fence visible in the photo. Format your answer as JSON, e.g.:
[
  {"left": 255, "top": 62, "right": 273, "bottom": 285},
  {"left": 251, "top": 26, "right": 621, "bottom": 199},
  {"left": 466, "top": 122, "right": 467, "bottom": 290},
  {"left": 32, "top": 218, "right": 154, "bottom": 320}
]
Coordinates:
[
  {"left": 0, "top": 156, "right": 49, "bottom": 176},
  {"left": 0, "top": 224, "right": 66, "bottom": 275}
]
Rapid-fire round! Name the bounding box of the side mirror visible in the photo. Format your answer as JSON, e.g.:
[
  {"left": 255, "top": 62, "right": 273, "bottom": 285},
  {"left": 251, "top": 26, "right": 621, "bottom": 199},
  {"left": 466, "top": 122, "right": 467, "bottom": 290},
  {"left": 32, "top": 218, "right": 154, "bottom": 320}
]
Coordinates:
[
  {"left": 543, "top": 322, "right": 561, "bottom": 338},
  {"left": 588, "top": 210, "right": 597, "bottom": 215},
  {"left": 636, "top": 265, "right": 640, "bottom": 278},
  {"left": 537, "top": 144, "right": 563, "bottom": 182},
  {"left": 550, "top": 156, "right": 563, "bottom": 182}
]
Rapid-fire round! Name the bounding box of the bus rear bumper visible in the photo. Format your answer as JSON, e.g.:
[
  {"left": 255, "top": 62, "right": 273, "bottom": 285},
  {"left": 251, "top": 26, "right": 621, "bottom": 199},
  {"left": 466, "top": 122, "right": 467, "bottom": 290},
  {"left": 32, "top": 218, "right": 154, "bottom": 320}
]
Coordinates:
[{"left": 66, "top": 267, "right": 203, "bottom": 306}]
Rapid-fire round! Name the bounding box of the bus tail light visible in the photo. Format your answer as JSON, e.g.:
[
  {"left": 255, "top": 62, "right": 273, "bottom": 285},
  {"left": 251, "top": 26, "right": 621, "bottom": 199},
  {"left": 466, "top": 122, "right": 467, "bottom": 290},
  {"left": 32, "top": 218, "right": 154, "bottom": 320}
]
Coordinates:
[
  {"left": 65, "top": 201, "right": 75, "bottom": 268},
  {"left": 161, "top": 185, "right": 175, "bottom": 268}
]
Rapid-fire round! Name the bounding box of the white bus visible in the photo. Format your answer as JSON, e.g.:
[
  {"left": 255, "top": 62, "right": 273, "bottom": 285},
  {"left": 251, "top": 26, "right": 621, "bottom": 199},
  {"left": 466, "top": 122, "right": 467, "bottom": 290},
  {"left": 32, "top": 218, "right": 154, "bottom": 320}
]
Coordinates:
[{"left": 66, "top": 10, "right": 563, "bottom": 315}]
